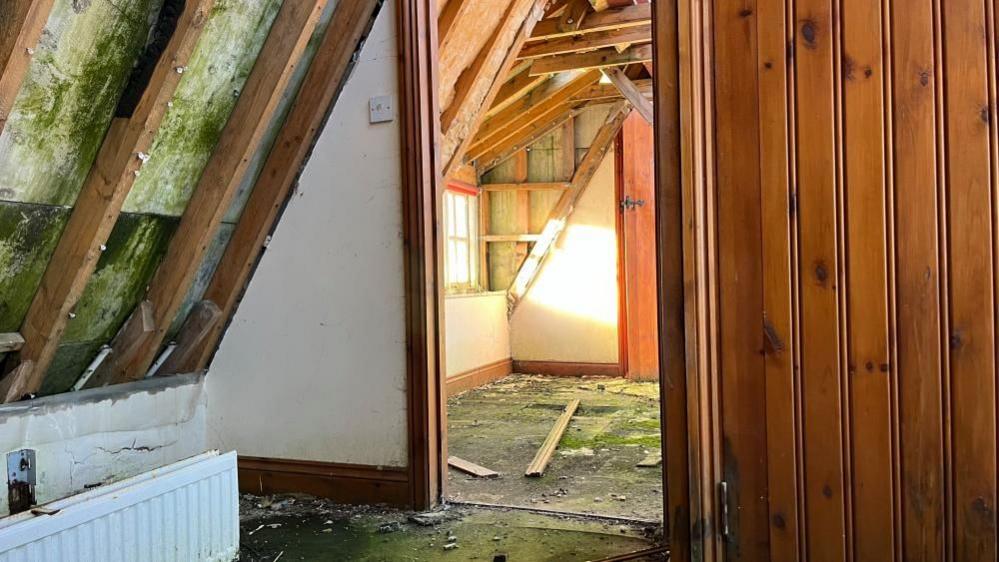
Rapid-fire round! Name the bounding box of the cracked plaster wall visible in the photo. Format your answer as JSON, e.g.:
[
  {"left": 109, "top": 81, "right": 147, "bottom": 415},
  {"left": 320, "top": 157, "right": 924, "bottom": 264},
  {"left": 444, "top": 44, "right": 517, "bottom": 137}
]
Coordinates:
[{"left": 0, "top": 374, "right": 207, "bottom": 514}]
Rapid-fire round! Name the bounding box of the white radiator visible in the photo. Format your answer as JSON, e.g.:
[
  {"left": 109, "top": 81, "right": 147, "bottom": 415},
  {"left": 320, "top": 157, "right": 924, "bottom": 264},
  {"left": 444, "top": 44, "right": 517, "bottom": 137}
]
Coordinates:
[{"left": 0, "top": 451, "right": 238, "bottom": 562}]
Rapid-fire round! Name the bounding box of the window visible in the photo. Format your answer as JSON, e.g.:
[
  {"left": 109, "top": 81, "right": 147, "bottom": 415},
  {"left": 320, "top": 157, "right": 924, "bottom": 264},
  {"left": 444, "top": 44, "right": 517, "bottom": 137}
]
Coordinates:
[{"left": 443, "top": 189, "right": 479, "bottom": 293}]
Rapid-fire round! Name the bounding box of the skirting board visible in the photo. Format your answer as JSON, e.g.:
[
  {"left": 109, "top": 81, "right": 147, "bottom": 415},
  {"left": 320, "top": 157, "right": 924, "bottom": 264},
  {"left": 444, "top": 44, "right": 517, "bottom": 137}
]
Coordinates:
[
  {"left": 446, "top": 358, "right": 513, "bottom": 397},
  {"left": 512, "top": 360, "right": 622, "bottom": 378},
  {"left": 238, "top": 456, "right": 410, "bottom": 507}
]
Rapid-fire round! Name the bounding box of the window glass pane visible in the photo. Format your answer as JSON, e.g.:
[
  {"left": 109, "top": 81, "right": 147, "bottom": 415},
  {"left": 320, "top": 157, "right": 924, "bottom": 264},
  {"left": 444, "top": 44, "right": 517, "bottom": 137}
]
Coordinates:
[
  {"left": 455, "top": 243, "right": 469, "bottom": 283},
  {"left": 454, "top": 195, "right": 468, "bottom": 237}
]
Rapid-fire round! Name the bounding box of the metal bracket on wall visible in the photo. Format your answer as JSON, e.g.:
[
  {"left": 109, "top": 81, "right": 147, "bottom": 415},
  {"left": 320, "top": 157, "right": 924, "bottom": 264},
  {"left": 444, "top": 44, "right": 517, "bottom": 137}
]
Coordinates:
[{"left": 7, "top": 449, "right": 36, "bottom": 515}]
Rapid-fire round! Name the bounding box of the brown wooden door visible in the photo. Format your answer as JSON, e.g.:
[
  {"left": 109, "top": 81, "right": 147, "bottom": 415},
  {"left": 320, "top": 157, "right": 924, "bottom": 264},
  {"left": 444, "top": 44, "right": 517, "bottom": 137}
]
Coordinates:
[{"left": 616, "top": 113, "right": 659, "bottom": 380}]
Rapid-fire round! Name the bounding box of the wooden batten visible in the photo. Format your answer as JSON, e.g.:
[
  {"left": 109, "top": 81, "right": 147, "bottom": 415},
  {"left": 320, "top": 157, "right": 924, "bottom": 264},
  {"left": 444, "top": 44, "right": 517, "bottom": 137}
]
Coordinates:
[
  {"left": 1, "top": 0, "right": 214, "bottom": 402},
  {"left": 518, "top": 24, "right": 651, "bottom": 59},
  {"left": 525, "top": 398, "right": 580, "bottom": 476},
  {"left": 529, "top": 43, "right": 652, "bottom": 75},
  {"left": 0, "top": 0, "right": 56, "bottom": 135},
  {"left": 167, "top": 0, "right": 384, "bottom": 375},
  {"left": 529, "top": 2, "right": 650, "bottom": 41},
  {"left": 85, "top": 0, "right": 330, "bottom": 389}
]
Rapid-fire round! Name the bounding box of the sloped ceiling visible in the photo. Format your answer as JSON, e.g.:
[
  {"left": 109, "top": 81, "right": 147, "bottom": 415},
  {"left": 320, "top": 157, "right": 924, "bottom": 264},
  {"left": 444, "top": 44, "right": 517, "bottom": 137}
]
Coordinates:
[{"left": 0, "top": 0, "right": 334, "bottom": 395}]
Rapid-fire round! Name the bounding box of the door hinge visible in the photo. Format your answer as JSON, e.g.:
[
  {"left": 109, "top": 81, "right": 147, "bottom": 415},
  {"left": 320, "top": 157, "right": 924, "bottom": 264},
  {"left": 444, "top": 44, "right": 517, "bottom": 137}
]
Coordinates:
[{"left": 718, "top": 480, "right": 730, "bottom": 540}]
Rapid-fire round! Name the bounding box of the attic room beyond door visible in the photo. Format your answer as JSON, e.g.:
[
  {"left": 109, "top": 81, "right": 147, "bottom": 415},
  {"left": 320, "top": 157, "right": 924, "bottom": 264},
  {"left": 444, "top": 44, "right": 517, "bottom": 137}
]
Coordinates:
[{"left": 436, "top": 0, "right": 662, "bottom": 555}]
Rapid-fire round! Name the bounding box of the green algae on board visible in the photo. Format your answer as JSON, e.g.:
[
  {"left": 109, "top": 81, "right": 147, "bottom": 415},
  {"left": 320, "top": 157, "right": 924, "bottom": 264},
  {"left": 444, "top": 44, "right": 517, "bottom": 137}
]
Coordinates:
[
  {"left": 39, "top": 340, "right": 106, "bottom": 395},
  {"left": 122, "top": 0, "right": 284, "bottom": 217},
  {"left": 0, "top": 203, "right": 68, "bottom": 331},
  {"left": 0, "top": 0, "right": 161, "bottom": 206},
  {"left": 60, "top": 213, "right": 177, "bottom": 344}
]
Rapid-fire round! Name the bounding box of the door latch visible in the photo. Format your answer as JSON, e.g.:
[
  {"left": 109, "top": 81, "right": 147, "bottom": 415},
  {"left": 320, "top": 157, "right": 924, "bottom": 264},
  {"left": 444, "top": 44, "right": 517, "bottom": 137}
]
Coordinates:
[{"left": 620, "top": 195, "right": 646, "bottom": 211}]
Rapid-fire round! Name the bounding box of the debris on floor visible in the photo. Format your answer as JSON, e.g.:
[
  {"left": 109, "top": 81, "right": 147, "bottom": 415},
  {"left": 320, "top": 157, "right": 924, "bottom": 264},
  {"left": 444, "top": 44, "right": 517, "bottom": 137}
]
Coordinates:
[
  {"left": 447, "top": 375, "right": 664, "bottom": 521},
  {"left": 237, "top": 493, "right": 665, "bottom": 561}
]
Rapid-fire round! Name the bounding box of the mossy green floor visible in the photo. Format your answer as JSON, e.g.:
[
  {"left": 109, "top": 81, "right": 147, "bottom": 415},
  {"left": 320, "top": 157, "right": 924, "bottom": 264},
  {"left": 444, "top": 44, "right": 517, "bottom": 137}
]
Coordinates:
[
  {"left": 238, "top": 496, "right": 663, "bottom": 561},
  {"left": 446, "top": 375, "right": 664, "bottom": 521}
]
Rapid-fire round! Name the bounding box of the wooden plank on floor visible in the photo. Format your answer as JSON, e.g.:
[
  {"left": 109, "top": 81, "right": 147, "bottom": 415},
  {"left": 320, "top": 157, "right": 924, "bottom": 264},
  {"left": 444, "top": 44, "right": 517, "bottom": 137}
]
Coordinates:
[
  {"left": 85, "top": 0, "right": 330, "bottom": 388},
  {"left": 525, "top": 398, "right": 580, "bottom": 477},
  {"left": 636, "top": 452, "right": 661, "bottom": 468},
  {"left": 448, "top": 456, "right": 500, "bottom": 478},
  {"left": 0, "top": 0, "right": 214, "bottom": 402},
  {"left": 159, "top": 0, "right": 383, "bottom": 375},
  {"left": 0, "top": 0, "right": 56, "bottom": 135}
]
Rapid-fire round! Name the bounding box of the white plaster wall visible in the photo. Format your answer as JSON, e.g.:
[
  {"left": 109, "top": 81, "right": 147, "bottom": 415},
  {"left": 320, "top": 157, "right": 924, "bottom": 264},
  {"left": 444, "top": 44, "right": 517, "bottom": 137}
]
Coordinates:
[
  {"left": 510, "top": 152, "right": 620, "bottom": 364},
  {"left": 0, "top": 375, "right": 208, "bottom": 514},
  {"left": 205, "top": 2, "right": 408, "bottom": 467},
  {"left": 444, "top": 292, "right": 510, "bottom": 377}
]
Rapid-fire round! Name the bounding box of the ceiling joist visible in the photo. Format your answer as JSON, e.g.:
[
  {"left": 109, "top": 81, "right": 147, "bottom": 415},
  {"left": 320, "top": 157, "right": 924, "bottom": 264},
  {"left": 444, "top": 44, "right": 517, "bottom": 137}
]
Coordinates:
[
  {"left": 85, "top": 0, "right": 331, "bottom": 388},
  {"left": 0, "top": 0, "right": 215, "bottom": 402}
]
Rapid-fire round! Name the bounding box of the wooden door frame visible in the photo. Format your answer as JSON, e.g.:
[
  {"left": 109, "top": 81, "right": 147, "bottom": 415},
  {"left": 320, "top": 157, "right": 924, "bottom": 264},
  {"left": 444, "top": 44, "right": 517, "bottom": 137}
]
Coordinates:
[{"left": 398, "top": 2, "right": 708, "bottom": 561}]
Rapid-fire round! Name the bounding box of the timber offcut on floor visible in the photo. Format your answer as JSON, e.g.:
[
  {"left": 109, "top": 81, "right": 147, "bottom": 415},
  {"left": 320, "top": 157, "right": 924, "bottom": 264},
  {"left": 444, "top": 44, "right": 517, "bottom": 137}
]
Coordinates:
[{"left": 447, "top": 374, "right": 664, "bottom": 522}]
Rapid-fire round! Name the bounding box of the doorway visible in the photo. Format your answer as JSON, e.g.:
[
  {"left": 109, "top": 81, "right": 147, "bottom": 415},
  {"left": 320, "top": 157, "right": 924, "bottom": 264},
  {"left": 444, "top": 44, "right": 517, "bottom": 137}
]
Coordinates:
[{"left": 399, "top": 0, "right": 688, "bottom": 559}]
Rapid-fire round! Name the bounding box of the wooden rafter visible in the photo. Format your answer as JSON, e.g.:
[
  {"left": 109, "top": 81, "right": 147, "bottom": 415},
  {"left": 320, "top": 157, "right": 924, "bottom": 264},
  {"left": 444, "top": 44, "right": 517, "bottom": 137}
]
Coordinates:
[
  {"left": 0, "top": 0, "right": 56, "bottom": 135},
  {"left": 486, "top": 62, "right": 547, "bottom": 118},
  {"left": 530, "top": 42, "right": 652, "bottom": 75},
  {"left": 518, "top": 23, "right": 651, "bottom": 59},
  {"left": 440, "top": 0, "right": 533, "bottom": 133},
  {"left": 507, "top": 102, "right": 630, "bottom": 314},
  {"left": 0, "top": 0, "right": 214, "bottom": 402},
  {"left": 468, "top": 70, "right": 599, "bottom": 161},
  {"left": 529, "top": 2, "right": 650, "bottom": 41},
  {"left": 437, "top": 0, "right": 473, "bottom": 49},
  {"left": 474, "top": 103, "right": 584, "bottom": 172},
  {"left": 85, "top": 0, "right": 330, "bottom": 388},
  {"left": 604, "top": 66, "right": 653, "bottom": 124},
  {"left": 572, "top": 79, "right": 652, "bottom": 102},
  {"left": 441, "top": 0, "right": 547, "bottom": 178},
  {"left": 161, "top": 0, "right": 384, "bottom": 375}
]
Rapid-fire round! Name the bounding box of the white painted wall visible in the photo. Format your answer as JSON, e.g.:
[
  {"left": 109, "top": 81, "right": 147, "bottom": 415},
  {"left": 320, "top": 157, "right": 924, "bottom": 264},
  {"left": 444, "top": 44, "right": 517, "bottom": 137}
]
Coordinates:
[
  {"left": 205, "top": 2, "right": 408, "bottom": 468},
  {"left": 510, "top": 151, "right": 620, "bottom": 364},
  {"left": 0, "top": 375, "right": 208, "bottom": 514},
  {"left": 444, "top": 292, "right": 510, "bottom": 377}
]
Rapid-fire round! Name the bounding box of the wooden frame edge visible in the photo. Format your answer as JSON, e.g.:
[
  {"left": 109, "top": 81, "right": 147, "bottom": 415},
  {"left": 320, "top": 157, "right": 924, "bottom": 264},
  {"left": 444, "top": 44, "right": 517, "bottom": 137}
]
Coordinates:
[{"left": 397, "top": 0, "right": 445, "bottom": 511}]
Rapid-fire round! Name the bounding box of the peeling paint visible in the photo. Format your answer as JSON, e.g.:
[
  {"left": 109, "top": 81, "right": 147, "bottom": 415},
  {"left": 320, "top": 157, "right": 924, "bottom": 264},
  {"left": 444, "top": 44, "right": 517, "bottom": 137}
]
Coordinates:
[
  {"left": 0, "top": 0, "right": 162, "bottom": 205},
  {"left": 122, "top": 0, "right": 283, "bottom": 216}
]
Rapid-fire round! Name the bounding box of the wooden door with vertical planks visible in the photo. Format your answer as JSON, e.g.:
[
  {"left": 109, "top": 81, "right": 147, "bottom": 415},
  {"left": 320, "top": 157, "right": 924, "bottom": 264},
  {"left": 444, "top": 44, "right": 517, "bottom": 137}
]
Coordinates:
[{"left": 617, "top": 112, "right": 660, "bottom": 380}]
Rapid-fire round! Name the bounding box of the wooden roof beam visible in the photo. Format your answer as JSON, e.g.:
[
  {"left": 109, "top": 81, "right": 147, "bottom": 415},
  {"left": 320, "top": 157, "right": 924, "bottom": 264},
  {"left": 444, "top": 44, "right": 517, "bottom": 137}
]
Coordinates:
[
  {"left": 529, "top": 42, "right": 651, "bottom": 75},
  {"left": 158, "top": 0, "right": 384, "bottom": 375},
  {"left": 529, "top": 2, "right": 650, "bottom": 41},
  {"left": 604, "top": 66, "right": 653, "bottom": 124},
  {"left": 441, "top": 0, "right": 548, "bottom": 177},
  {"left": 487, "top": 62, "right": 547, "bottom": 118},
  {"left": 473, "top": 103, "right": 584, "bottom": 172},
  {"left": 519, "top": 23, "right": 651, "bottom": 59},
  {"left": 84, "top": 0, "right": 330, "bottom": 388},
  {"left": 468, "top": 70, "right": 599, "bottom": 161},
  {"left": 0, "top": 0, "right": 214, "bottom": 402},
  {"left": 507, "top": 102, "right": 630, "bottom": 313},
  {"left": 0, "top": 0, "right": 56, "bottom": 135}
]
